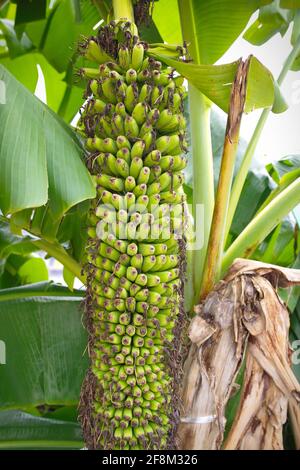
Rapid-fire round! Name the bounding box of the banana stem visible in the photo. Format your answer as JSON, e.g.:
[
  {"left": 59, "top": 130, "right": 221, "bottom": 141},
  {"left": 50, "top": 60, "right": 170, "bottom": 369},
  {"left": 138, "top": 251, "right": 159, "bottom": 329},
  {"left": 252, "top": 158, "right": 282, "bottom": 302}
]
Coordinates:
[
  {"left": 57, "top": 62, "right": 74, "bottom": 120},
  {"left": 200, "top": 59, "right": 250, "bottom": 300},
  {"left": 112, "top": 0, "right": 134, "bottom": 22},
  {"left": 92, "top": 0, "right": 111, "bottom": 19},
  {"left": 0, "top": 214, "right": 85, "bottom": 284},
  {"left": 225, "top": 35, "right": 300, "bottom": 241}
]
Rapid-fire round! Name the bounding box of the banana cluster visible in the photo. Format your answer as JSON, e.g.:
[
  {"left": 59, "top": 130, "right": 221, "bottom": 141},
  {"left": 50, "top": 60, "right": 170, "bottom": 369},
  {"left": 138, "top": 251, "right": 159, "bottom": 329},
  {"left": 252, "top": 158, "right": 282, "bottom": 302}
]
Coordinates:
[{"left": 79, "top": 20, "right": 188, "bottom": 450}]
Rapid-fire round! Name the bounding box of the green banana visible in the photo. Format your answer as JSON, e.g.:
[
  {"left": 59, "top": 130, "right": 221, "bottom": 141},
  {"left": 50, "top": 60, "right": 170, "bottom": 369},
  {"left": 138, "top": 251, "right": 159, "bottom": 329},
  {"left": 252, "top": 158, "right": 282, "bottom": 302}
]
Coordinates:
[{"left": 79, "top": 19, "right": 188, "bottom": 452}]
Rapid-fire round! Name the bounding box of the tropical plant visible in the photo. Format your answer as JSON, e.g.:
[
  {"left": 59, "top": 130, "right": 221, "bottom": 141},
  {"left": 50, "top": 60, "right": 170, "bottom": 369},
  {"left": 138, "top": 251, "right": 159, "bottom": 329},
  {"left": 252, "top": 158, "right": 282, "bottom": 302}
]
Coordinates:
[{"left": 0, "top": 0, "right": 300, "bottom": 450}]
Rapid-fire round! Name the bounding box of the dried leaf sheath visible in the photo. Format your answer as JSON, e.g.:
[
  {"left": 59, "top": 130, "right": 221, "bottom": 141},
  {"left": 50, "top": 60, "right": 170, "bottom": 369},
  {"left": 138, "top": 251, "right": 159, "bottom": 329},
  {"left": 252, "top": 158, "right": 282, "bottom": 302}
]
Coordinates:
[{"left": 224, "top": 269, "right": 300, "bottom": 450}]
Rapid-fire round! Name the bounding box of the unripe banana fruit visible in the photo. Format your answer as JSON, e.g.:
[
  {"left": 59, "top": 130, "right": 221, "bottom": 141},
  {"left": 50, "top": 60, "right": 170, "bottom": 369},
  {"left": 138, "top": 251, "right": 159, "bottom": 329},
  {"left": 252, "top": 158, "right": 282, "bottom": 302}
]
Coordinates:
[{"left": 79, "top": 20, "right": 188, "bottom": 451}]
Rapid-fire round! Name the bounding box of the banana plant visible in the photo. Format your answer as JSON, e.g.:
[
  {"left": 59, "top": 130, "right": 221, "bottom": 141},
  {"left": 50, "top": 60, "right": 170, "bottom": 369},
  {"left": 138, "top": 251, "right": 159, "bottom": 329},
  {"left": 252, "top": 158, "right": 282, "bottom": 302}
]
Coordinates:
[{"left": 0, "top": 0, "right": 300, "bottom": 450}]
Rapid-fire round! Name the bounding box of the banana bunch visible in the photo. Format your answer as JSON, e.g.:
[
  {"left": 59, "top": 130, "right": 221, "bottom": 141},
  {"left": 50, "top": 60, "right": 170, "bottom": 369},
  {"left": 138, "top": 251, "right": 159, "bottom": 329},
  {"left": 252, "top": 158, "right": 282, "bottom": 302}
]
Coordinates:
[{"left": 79, "top": 20, "right": 188, "bottom": 450}]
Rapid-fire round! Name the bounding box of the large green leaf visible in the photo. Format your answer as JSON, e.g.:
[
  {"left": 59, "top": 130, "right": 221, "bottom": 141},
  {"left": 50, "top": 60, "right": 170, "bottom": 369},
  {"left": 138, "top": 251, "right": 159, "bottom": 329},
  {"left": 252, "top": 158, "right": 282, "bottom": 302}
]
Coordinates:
[
  {"left": 0, "top": 281, "right": 83, "bottom": 300},
  {"left": 17, "top": 258, "right": 48, "bottom": 284},
  {"left": 149, "top": 54, "right": 275, "bottom": 113},
  {"left": 0, "top": 3, "right": 96, "bottom": 124},
  {"left": 177, "top": 0, "right": 272, "bottom": 64},
  {"left": 0, "top": 65, "right": 95, "bottom": 220},
  {"left": 32, "top": 0, "right": 99, "bottom": 73},
  {"left": 36, "top": 53, "right": 85, "bottom": 122},
  {"left": 260, "top": 155, "right": 300, "bottom": 210},
  {"left": 0, "top": 52, "right": 63, "bottom": 104},
  {"left": 244, "top": 3, "right": 293, "bottom": 45},
  {"left": 0, "top": 283, "right": 87, "bottom": 409},
  {"left": 291, "top": 11, "right": 300, "bottom": 70},
  {"left": 152, "top": 0, "right": 182, "bottom": 44},
  {"left": 222, "top": 176, "right": 300, "bottom": 273},
  {"left": 223, "top": 157, "right": 300, "bottom": 265},
  {"left": 15, "top": 0, "right": 47, "bottom": 26},
  {"left": 139, "top": 18, "right": 163, "bottom": 44},
  {"left": 0, "top": 410, "right": 83, "bottom": 449}
]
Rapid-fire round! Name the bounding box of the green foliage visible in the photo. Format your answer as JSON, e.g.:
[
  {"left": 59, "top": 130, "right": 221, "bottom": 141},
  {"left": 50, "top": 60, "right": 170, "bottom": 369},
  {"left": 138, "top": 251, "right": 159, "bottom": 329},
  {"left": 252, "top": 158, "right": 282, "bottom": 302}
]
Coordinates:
[
  {"left": 14, "top": 0, "right": 47, "bottom": 26},
  {"left": 28, "top": 0, "right": 98, "bottom": 73},
  {"left": 222, "top": 177, "right": 300, "bottom": 273},
  {"left": 178, "top": 0, "right": 272, "bottom": 64},
  {"left": 17, "top": 258, "right": 48, "bottom": 284},
  {"left": 0, "top": 52, "right": 38, "bottom": 90},
  {"left": 244, "top": 0, "right": 300, "bottom": 70},
  {"left": 280, "top": 0, "right": 300, "bottom": 7},
  {"left": 152, "top": 0, "right": 182, "bottom": 44},
  {"left": 0, "top": 65, "right": 95, "bottom": 232},
  {"left": 0, "top": 282, "right": 86, "bottom": 449},
  {"left": 0, "top": 220, "right": 49, "bottom": 288},
  {"left": 148, "top": 54, "right": 276, "bottom": 113},
  {"left": 0, "top": 410, "right": 83, "bottom": 449},
  {"left": 0, "top": 0, "right": 100, "bottom": 122},
  {"left": 0, "top": 221, "right": 36, "bottom": 273},
  {"left": 244, "top": 3, "right": 293, "bottom": 45}
]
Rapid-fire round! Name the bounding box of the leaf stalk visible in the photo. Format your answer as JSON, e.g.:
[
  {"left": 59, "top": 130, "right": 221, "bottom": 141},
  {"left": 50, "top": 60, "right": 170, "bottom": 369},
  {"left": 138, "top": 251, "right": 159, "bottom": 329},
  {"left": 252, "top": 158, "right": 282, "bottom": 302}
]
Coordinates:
[{"left": 200, "top": 58, "right": 250, "bottom": 299}]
